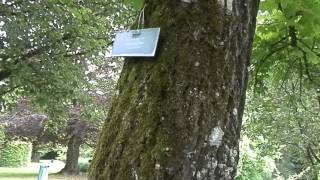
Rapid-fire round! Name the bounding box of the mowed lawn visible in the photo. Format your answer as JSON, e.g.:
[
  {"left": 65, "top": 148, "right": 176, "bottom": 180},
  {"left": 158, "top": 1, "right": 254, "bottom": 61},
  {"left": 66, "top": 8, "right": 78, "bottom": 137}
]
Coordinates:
[{"left": 0, "top": 160, "right": 87, "bottom": 180}]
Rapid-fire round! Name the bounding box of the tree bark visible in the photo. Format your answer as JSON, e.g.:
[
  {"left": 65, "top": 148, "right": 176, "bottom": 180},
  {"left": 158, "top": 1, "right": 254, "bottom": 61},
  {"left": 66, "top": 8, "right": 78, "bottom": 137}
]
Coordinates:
[
  {"left": 31, "top": 142, "right": 41, "bottom": 162},
  {"left": 89, "top": 0, "right": 259, "bottom": 179},
  {"left": 60, "top": 134, "right": 81, "bottom": 175}
]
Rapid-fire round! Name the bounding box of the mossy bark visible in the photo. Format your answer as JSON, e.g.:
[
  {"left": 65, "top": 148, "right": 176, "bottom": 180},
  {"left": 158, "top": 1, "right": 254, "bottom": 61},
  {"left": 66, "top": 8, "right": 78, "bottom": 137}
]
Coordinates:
[{"left": 89, "top": 0, "right": 259, "bottom": 179}]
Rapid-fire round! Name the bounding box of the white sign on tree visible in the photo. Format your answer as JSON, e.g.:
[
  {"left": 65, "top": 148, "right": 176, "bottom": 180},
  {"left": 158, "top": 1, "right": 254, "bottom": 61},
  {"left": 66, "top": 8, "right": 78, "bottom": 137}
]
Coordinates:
[
  {"left": 111, "top": 28, "right": 160, "bottom": 57},
  {"left": 111, "top": 4, "right": 160, "bottom": 57}
]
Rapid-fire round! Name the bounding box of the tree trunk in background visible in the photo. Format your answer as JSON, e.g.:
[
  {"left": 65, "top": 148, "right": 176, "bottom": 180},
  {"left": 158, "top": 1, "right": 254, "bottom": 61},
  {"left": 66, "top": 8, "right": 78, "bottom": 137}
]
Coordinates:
[
  {"left": 60, "top": 135, "right": 81, "bottom": 175},
  {"left": 89, "top": 0, "right": 259, "bottom": 179},
  {"left": 31, "top": 142, "right": 41, "bottom": 162}
]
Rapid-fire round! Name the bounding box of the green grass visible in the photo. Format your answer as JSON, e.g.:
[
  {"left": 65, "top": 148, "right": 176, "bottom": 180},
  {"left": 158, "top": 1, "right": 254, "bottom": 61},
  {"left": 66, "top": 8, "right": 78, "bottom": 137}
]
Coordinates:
[
  {"left": 0, "top": 162, "right": 87, "bottom": 180},
  {"left": 0, "top": 167, "right": 87, "bottom": 180},
  {"left": 0, "top": 166, "right": 37, "bottom": 179}
]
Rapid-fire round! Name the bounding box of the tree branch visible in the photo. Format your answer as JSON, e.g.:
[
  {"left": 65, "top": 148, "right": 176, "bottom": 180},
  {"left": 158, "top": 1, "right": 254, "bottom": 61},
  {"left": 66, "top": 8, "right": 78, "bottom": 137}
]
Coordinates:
[
  {"left": 0, "top": 85, "right": 21, "bottom": 97},
  {"left": 253, "top": 44, "right": 287, "bottom": 90},
  {"left": 297, "top": 46, "right": 317, "bottom": 84},
  {"left": 298, "top": 39, "right": 320, "bottom": 58},
  {"left": 308, "top": 145, "right": 320, "bottom": 164}
]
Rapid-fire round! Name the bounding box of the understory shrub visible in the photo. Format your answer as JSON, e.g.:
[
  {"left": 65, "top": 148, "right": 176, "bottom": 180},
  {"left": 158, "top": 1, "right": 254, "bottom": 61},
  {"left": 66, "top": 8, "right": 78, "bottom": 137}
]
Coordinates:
[
  {"left": 78, "top": 158, "right": 90, "bottom": 172},
  {"left": 79, "top": 162, "right": 90, "bottom": 172},
  {"left": 41, "top": 150, "right": 60, "bottom": 160},
  {"left": 0, "top": 141, "right": 31, "bottom": 167}
]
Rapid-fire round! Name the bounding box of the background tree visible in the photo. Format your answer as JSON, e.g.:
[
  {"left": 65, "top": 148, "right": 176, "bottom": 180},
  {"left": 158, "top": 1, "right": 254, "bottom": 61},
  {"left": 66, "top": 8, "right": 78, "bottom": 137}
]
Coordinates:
[
  {"left": 0, "top": 94, "right": 107, "bottom": 173},
  {"left": 59, "top": 103, "right": 96, "bottom": 175},
  {"left": 59, "top": 90, "right": 112, "bottom": 175}
]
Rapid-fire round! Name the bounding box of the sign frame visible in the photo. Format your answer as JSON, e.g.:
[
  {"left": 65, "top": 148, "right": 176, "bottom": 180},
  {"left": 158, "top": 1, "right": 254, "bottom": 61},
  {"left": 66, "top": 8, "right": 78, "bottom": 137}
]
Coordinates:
[{"left": 111, "top": 28, "right": 161, "bottom": 57}]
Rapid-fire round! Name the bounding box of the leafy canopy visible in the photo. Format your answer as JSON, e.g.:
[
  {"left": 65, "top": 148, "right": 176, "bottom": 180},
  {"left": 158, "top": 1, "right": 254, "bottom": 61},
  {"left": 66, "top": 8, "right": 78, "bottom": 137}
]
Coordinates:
[
  {"left": 241, "top": 0, "right": 320, "bottom": 178},
  {"left": 0, "top": 0, "right": 132, "bottom": 110}
]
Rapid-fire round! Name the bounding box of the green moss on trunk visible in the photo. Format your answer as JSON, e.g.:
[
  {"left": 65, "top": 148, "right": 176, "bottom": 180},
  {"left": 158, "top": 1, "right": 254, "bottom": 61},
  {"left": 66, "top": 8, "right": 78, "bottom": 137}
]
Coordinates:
[{"left": 89, "top": 0, "right": 259, "bottom": 179}]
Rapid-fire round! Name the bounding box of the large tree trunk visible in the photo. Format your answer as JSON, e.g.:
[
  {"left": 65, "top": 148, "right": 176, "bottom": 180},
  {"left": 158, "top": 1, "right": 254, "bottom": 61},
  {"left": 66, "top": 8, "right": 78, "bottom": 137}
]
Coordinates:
[
  {"left": 89, "top": 0, "right": 259, "bottom": 179},
  {"left": 60, "top": 135, "right": 81, "bottom": 175}
]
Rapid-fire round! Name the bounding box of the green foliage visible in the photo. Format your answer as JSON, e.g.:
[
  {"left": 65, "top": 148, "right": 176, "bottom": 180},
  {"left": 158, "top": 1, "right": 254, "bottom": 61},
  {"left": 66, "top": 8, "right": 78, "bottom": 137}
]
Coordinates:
[
  {"left": 0, "top": 141, "right": 31, "bottom": 167},
  {"left": 78, "top": 146, "right": 93, "bottom": 173},
  {"left": 236, "top": 137, "right": 275, "bottom": 180},
  {"left": 252, "top": 0, "right": 320, "bottom": 93},
  {"left": 38, "top": 145, "right": 66, "bottom": 161},
  {"left": 243, "top": 0, "right": 320, "bottom": 178},
  {"left": 0, "top": 0, "right": 134, "bottom": 147},
  {"left": 79, "top": 145, "right": 94, "bottom": 159},
  {"left": 78, "top": 162, "right": 90, "bottom": 173},
  {"left": 125, "top": 0, "right": 144, "bottom": 10},
  {"left": 243, "top": 87, "right": 320, "bottom": 178},
  {"left": 0, "top": 125, "right": 5, "bottom": 148},
  {"left": 2, "top": 1, "right": 97, "bottom": 103},
  {"left": 236, "top": 154, "right": 268, "bottom": 180},
  {"left": 41, "top": 150, "right": 60, "bottom": 160},
  {"left": 0, "top": 0, "right": 134, "bottom": 112}
]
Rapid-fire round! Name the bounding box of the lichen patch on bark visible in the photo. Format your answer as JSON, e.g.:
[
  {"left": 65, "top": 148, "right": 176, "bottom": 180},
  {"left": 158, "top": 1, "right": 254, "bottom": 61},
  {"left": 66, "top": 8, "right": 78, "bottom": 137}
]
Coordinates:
[
  {"left": 209, "top": 126, "right": 224, "bottom": 147},
  {"left": 218, "top": 0, "right": 233, "bottom": 11}
]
